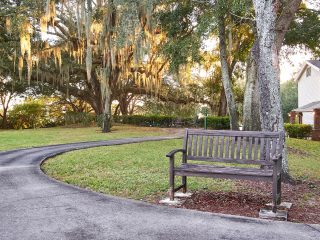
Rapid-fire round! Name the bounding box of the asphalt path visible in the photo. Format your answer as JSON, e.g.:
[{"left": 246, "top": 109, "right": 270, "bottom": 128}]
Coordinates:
[{"left": 0, "top": 136, "right": 319, "bottom": 240}]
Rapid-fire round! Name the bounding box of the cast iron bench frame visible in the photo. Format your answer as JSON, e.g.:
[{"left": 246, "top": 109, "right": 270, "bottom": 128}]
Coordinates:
[{"left": 166, "top": 129, "right": 285, "bottom": 212}]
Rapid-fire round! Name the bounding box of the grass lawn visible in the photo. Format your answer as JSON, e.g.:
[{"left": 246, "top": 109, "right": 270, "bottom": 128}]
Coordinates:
[
  {"left": 42, "top": 139, "right": 234, "bottom": 200},
  {"left": 287, "top": 138, "right": 320, "bottom": 180},
  {"left": 0, "top": 124, "right": 175, "bottom": 151},
  {"left": 42, "top": 137, "right": 320, "bottom": 201}
]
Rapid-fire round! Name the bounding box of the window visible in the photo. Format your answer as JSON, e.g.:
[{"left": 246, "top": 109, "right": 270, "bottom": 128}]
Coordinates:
[{"left": 306, "top": 67, "right": 311, "bottom": 77}]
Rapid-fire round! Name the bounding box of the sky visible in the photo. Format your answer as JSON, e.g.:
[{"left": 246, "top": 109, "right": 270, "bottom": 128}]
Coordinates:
[
  {"left": 280, "top": 47, "right": 313, "bottom": 83},
  {"left": 279, "top": 0, "right": 318, "bottom": 83}
]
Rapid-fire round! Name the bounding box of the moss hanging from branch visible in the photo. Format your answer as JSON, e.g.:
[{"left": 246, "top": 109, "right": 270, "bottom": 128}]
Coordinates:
[
  {"left": 5, "top": 17, "right": 11, "bottom": 34},
  {"left": 7, "top": 0, "right": 171, "bottom": 101},
  {"left": 18, "top": 56, "right": 23, "bottom": 81},
  {"left": 85, "top": 0, "right": 93, "bottom": 82}
]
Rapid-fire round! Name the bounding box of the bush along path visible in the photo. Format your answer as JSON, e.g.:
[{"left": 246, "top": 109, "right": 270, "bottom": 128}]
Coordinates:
[{"left": 0, "top": 137, "right": 319, "bottom": 240}]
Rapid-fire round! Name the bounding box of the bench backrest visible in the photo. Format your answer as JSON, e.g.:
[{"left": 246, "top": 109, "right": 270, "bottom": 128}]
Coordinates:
[{"left": 183, "top": 129, "right": 285, "bottom": 166}]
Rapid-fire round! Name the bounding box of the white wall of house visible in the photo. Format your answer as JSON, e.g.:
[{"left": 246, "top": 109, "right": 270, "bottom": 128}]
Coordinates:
[
  {"left": 298, "top": 66, "right": 320, "bottom": 107},
  {"left": 302, "top": 112, "right": 314, "bottom": 125}
]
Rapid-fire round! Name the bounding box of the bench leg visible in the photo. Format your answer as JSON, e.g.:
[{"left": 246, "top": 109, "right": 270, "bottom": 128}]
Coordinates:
[
  {"left": 169, "top": 159, "right": 175, "bottom": 201},
  {"left": 182, "top": 176, "right": 187, "bottom": 193},
  {"left": 276, "top": 175, "right": 282, "bottom": 205},
  {"left": 272, "top": 174, "right": 282, "bottom": 213}
]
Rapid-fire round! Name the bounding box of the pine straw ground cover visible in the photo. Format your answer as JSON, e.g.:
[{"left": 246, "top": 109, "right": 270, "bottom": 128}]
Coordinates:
[
  {"left": 176, "top": 138, "right": 320, "bottom": 224},
  {"left": 43, "top": 137, "right": 320, "bottom": 224},
  {"left": 179, "top": 180, "right": 320, "bottom": 224}
]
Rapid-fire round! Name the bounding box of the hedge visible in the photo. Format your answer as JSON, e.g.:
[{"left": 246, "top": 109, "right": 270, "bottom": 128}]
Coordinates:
[
  {"left": 284, "top": 123, "right": 313, "bottom": 139},
  {"left": 114, "top": 115, "right": 230, "bottom": 130}
]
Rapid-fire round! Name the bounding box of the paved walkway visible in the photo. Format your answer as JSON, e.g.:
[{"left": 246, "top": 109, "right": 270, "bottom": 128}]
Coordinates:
[{"left": 0, "top": 136, "right": 319, "bottom": 240}]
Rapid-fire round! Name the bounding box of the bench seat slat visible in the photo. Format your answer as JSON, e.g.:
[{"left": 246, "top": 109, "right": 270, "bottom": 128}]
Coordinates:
[
  {"left": 230, "top": 136, "right": 236, "bottom": 159},
  {"left": 198, "top": 135, "right": 203, "bottom": 156},
  {"left": 175, "top": 163, "right": 273, "bottom": 178},
  {"left": 193, "top": 135, "right": 198, "bottom": 156},
  {"left": 186, "top": 155, "right": 273, "bottom": 165},
  {"left": 248, "top": 137, "right": 253, "bottom": 160},
  {"left": 214, "top": 136, "right": 219, "bottom": 158},
  {"left": 236, "top": 137, "right": 241, "bottom": 159},
  {"left": 208, "top": 136, "right": 214, "bottom": 157},
  {"left": 203, "top": 136, "right": 208, "bottom": 157},
  {"left": 219, "top": 136, "right": 225, "bottom": 158},
  {"left": 187, "top": 133, "right": 192, "bottom": 156},
  {"left": 253, "top": 137, "right": 259, "bottom": 160},
  {"left": 242, "top": 136, "right": 247, "bottom": 160},
  {"left": 225, "top": 136, "right": 230, "bottom": 158},
  {"left": 188, "top": 130, "right": 280, "bottom": 138}
]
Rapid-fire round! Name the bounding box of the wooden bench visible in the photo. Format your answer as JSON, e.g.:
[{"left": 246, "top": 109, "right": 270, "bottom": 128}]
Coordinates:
[{"left": 166, "top": 129, "right": 285, "bottom": 212}]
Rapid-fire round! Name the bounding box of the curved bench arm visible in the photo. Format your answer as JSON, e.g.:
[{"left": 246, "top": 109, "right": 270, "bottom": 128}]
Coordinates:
[
  {"left": 271, "top": 154, "right": 282, "bottom": 162},
  {"left": 166, "top": 149, "right": 186, "bottom": 158}
]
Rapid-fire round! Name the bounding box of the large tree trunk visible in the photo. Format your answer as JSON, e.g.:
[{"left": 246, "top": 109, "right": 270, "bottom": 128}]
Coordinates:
[
  {"left": 218, "top": 88, "right": 227, "bottom": 116},
  {"left": 243, "top": 0, "right": 302, "bottom": 132},
  {"left": 101, "top": 83, "right": 112, "bottom": 133},
  {"left": 253, "top": 0, "right": 288, "bottom": 178},
  {"left": 243, "top": 41, "right": 261, "bottom": 131},
  {"left": 118, "top": 93, "right": 129, "bottom": 116},
  {"left": 250, "top": 0, "right": 302, "bottom": 182},
  {"left": 218, "top": 16, "right": 239, "bottom": 130},
  {"left": 1, "top": 111, "right": 8, "bottom": 129}
]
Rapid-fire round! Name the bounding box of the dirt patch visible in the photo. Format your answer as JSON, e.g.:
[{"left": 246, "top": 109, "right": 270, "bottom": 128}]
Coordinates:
[
  {"left": 160, "top": 128, "right": 185, "bottom": 136},
  {"left": 287, "top": 147, "right": 311, "bottom": 157},
  {"left": 164, "top": 180, "right": 320, "bottom": 224}
]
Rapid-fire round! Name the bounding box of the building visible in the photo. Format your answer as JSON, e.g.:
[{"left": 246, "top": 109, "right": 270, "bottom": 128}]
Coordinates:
[{"left": 290, "top": 60, "right": 320, "bottom": 140}]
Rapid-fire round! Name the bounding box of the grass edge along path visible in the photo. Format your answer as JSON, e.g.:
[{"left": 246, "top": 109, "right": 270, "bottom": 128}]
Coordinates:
[
  {"left": 0, "top": 124, "right": 181, "bottom": 151},
  {"left": 42, "top": 137, "right": 320, "bottom": 224},
  {"left": 43, "top": 138, "right": 320, "bottom": 199},
  {"left": 42, "top": 139, "right": 235, "bottom": 200}
]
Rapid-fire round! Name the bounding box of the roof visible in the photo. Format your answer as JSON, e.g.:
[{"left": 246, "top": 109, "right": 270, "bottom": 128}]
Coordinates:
[
  {"left": 293, "top": 101, "right": 320, "bottom": 112},
  {"left": 294, "top": 60, "right": 320, "bottom": 82},
  {"left": 308, "top": 60, "right": 320, "bottom": 69}
]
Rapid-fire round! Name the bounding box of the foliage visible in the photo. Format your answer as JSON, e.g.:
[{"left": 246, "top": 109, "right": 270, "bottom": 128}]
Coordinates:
[
  {"left": 114, "top": 114, "right": 230, "bottom": 129},
  {"left": 0, "top": 0, "right": 318, "bottom": 134},
  {"left": 199, "top": 116, "right": 230, "bottom": 130},
  {"left": 285, "top": 6, "right": 320, "bottom": 56},
  {"left": 0, "top": 80, "right": 27, "bottom": 128},
  {"left": 281, "top": 80, "right": 298, "bottom": 123},
  {"left": 284, "top": 123, "right": 313, "bottom": 139},
  {"left": 64, "top": 112, "right": 96, "bottom": 126},
  {"left": 141, "top": 98, "right": 200, "bottom": 118},
  {"left": 8, "top": 101, "right": 46, "bottom": 129}
]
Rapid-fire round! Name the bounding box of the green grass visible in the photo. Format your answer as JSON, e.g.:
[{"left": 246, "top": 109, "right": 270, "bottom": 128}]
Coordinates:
[
  {"left": 42, "top": 139, "right": 234, "bottom": 200},
  {"left": 287, "top": 138, "right": 320, "bottom": 180},
  {"left": 0, "top": 124, "right": 171, "bottom": 151},
  {"left": 42, "top": 137, "right": 320, "bottom": 201}
]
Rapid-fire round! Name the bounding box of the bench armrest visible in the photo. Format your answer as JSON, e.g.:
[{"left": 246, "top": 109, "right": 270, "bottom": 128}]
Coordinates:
[
  {"left": 271, "top": 154, "right": 282, "bottom": 162},
  {"left": 272, "top": 154, "right": 282, "bottom": 176},
  {"left": 166, "top": 149, "right": 185, "bottom": 158}
]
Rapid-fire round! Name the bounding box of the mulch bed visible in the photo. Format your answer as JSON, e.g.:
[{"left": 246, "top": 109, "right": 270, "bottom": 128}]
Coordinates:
[{"left": 176, "top": 180, "right": 320, "bottom": 224}]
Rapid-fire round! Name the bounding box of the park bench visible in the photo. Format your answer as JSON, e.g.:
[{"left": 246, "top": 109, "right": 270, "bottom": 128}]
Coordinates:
[{"left": 166, "top": 129, "right": 285, "bottom": 212}]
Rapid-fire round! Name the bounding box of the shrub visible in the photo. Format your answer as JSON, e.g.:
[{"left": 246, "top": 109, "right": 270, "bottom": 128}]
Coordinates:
[
  {"left": 96, "top": 114, "right": 113, "bottom": 128},
  {"left": 64, "top": 112, "right": 96, "bottom": 126},
  {"left": 9, "top": 102, "right": 46, "bottom": 129},
  {"left": 198, "top": 116, "right": 230, "bottom": 130},
  {"left": 114, "top": 115, "right": 230, "bottom": 129},
  {"left": 284, "top": 123, "right": 313, "bottom": 139}
]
